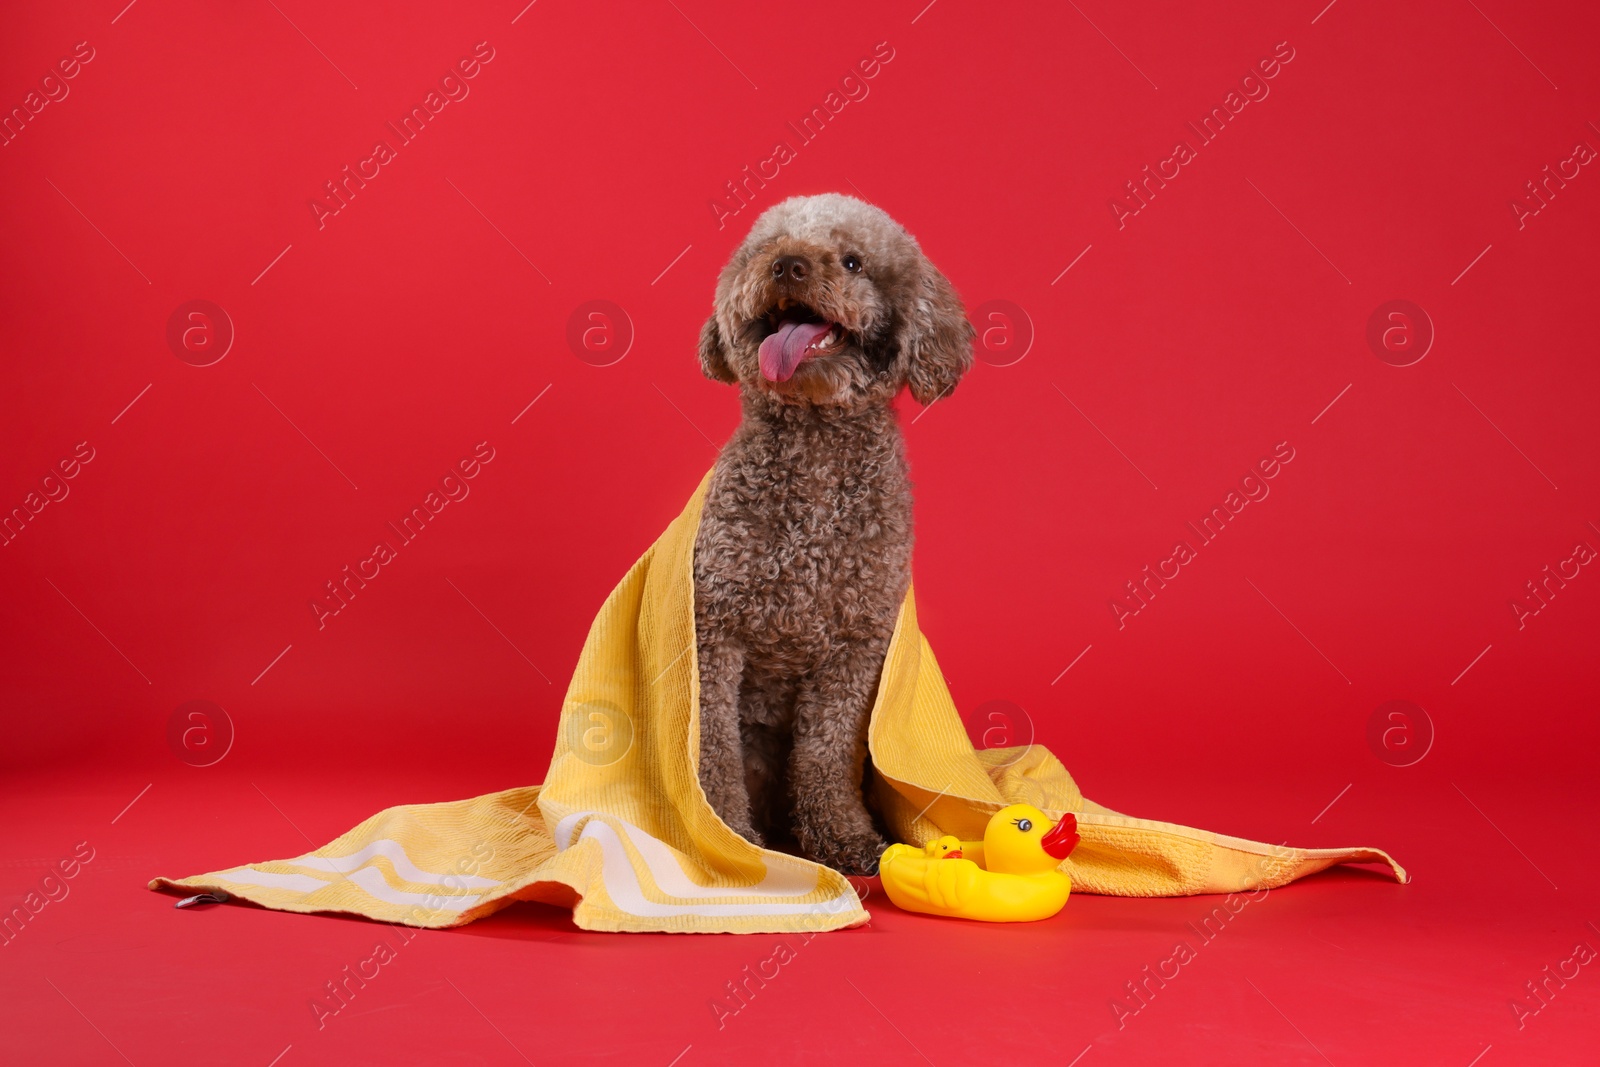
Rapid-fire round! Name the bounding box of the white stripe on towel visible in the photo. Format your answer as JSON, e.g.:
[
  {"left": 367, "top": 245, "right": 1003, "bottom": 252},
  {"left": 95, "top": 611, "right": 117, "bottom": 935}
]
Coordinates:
[
  {"left": 554, "top": 813, "right": 853, "bottom": 918},
  {"left": 289, "top": 838, "right": 500, "bottom": 889}
]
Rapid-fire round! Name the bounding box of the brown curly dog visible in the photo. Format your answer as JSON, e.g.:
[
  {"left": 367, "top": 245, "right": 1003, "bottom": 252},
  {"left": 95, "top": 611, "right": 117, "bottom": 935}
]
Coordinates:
[{"left": 693, "top": 193, "right": 974, "bottom": 875}]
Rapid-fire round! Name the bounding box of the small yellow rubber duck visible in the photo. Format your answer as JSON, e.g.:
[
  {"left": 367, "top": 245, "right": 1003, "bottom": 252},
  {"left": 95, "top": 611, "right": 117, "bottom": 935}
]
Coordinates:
[{"left": 878, "top": 804, "right": 1079, "bottom": 922}]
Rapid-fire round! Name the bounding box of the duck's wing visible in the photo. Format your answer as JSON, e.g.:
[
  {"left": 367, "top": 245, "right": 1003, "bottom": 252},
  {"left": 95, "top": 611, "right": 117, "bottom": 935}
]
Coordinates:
[{"left": 894, "top": 856, "right": 982, "bottom": 911}]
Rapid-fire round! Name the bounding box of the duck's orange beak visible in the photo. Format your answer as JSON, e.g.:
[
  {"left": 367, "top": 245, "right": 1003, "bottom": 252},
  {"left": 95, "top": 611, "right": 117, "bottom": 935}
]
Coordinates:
[{"left": 1040, "top": 813, "right": 1080, "bottom": 860}]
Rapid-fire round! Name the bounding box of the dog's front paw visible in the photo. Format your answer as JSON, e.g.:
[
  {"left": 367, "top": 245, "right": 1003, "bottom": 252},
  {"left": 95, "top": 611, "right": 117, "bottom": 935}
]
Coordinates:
[{"left": 804, "top": 827, "right": 888, "bottom": 877}]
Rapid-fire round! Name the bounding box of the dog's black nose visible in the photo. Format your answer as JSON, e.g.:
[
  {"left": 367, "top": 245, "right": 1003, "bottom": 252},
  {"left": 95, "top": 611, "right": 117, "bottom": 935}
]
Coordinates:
[{"left": 772, "top": 254, "right": 809, "bottom": 281}]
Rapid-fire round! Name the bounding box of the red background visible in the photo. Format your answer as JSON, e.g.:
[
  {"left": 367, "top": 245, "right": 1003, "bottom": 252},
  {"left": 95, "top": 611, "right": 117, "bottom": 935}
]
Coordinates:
[{"left": 3, "top": 1, "right": 1597, "bottom": 1063}]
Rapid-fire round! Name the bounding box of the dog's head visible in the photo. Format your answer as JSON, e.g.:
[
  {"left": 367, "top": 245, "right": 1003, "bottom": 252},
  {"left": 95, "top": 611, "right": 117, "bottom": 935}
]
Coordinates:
[{"left": 698, "top": 194, "right": 974, "bottom": 409}]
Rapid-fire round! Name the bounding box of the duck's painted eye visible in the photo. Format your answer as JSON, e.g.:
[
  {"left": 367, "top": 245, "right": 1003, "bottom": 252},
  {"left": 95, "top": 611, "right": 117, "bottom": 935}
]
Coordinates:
[
  {"left": 1015, "top": 818, "right": 1033, "bottom": 833},
  {"left": 841, "top": 254, "right": 862, "bottom": 273}
]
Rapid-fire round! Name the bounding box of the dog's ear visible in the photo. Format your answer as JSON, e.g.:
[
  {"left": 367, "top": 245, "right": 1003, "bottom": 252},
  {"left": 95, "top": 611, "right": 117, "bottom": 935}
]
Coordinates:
[
  {"left": 698, "top": 314, "right": 737, "bottom": 384},
  {"left": 899, "top": 257, "right": 975, "bottom": 407}
]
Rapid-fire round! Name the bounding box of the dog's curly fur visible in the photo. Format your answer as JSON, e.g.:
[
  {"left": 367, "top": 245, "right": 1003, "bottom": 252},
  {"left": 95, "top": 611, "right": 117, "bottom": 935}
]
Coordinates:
[{"left": 692, "top": 193, "right": 973, "bottom": 875}]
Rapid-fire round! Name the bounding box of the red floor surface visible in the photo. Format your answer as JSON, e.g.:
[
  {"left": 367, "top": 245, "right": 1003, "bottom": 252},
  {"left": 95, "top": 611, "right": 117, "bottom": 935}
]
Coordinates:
[
  {"left": 5, "top": 0, "right": 1600, "bottom": 1063},
  {"left": 5, "top": 761, "right": 1597, "bottom": 1065}
]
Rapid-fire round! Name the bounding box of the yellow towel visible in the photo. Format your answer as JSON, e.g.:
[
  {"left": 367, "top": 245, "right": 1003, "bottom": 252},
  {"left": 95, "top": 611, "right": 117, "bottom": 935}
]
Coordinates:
[{"left": 150, "top": 471, "right": 1404, "bottom": 933}]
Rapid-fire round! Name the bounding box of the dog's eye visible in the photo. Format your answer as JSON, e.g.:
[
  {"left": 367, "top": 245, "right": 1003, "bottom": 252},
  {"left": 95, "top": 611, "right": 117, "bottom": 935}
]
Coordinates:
[{"left": 841, "top": 254, "right": 862, "bottom": 273}]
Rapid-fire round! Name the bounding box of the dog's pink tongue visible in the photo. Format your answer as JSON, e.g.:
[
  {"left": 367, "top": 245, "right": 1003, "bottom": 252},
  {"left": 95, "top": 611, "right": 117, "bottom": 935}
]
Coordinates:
[{"left": 759, "top": 321, "right": 832, "bottom": 381}]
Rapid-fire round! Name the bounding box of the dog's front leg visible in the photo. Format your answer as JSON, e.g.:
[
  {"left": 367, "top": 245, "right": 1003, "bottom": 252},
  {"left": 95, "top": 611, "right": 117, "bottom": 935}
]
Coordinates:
[
  {"left": 789, "top": 644, "right": 890, "bottom": 875},
  {"left": 695, "top": 639, "right": 764, "bottom": 845}
]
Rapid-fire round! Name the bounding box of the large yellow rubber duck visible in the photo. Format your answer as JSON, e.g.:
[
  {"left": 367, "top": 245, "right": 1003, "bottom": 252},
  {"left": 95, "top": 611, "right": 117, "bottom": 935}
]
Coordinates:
[{"left": 878, "top": 804, "right": 1079, "bottom": 922}]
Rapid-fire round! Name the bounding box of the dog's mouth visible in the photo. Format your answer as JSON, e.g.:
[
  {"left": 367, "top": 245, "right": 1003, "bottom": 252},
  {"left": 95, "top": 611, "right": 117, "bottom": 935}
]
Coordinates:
[{"left": 756, "top": 299, "right": 845, "bottom": 382}]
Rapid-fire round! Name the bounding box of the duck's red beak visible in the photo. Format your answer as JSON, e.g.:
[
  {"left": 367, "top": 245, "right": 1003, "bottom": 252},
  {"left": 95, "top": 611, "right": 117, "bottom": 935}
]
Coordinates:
[{"left": 1040, "top": 813, "right": 1080, "bottom": 860}]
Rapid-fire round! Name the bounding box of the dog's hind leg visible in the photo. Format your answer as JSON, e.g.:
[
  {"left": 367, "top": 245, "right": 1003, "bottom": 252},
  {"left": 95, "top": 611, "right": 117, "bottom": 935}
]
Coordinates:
[
  {"left": 696, "top": 639, "right": 763, "bottom": 845},
  {"left": 788, "top": 642, "right": 891, "bottom": 875}
]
